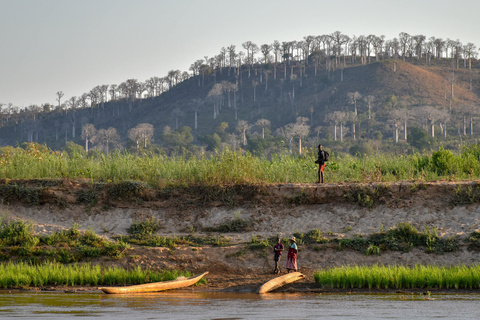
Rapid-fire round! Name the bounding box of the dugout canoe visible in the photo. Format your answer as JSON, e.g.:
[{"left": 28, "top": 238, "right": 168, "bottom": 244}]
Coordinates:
[
  {"left": 257, "top": 272, "right": 305, "bottom": 294},
  {"left": 99, "top": 272, "right": 208, "bottom": 294}
]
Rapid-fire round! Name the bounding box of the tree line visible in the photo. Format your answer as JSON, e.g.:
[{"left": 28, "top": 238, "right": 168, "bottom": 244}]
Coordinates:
[{"left": 0, "top": 31, "right": 479, "bottom": 156}]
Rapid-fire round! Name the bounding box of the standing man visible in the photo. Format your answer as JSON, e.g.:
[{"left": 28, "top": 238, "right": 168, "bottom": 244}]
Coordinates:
[
  {"left": 273, "top": 237, "right": 284, "bottom": 274},
  {"left": 316, "top": 144, "right": 328, "bottom": 183}
]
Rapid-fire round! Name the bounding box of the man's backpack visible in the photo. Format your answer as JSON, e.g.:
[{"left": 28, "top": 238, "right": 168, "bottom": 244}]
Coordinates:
[{"left": 324, "top": 151, "right": 329, "bottom": 161}]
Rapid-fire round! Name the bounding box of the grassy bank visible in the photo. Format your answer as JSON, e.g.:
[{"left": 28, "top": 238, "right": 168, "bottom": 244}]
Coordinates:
[
  {"left": 314, "top": 265, "right": 480, "bottom": 290},
  {"left": 2, "top": 143, "right": 480, "bottom": 185},
  {"left": 0, "top": 261, "right": 196, "bottom": 288}
]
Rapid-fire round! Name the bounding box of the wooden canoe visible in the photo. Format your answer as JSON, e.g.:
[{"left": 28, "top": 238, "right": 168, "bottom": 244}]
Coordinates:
[
  {"left": 257, "top": 272, "right": 305, "bottom": 294},
  {"left": 99, "top": 272, "right": 208, "bottom": 294}
]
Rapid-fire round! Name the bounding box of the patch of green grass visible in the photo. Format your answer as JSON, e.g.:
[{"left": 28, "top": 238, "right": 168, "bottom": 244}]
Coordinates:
[
  {"left": 0, "top": 261, "right": 197, "bottom": 288},
  {"left": 314, "top": 264, "right": 480, "bottom": 290}
]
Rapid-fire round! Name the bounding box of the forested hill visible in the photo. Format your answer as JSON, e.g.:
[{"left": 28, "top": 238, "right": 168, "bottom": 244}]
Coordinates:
[{"left": 1, "top": 54, "right": 479, "bottom": 156}]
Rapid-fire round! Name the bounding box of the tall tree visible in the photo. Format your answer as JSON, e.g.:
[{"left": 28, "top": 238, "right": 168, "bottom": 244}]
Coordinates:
[
  {"left": 237, "top": 120, "right": 251, "bottom": 146},
  {"left": 96, "top": 127, "right": 120, "bottom": 154},
  {"left": 272, "top": 40, "right": 281, "bottom": 80},
  {"left": 347, "top": 92, "right": 362, "bottom": 140},
  {"left": 326, "top": 111, "right": 348, "bottom": 141},
  {"left": 363, "top": 95, "right": 375, "bottom": 119},
  {"left": 128, "top": 123, "right": 154, "bottom": 150},
  {"left": 260, "top": 44, "right": 272, "bottom": 64},
  {"left": 255, "top": 118, "right": 271, "bottom": 139},
  {"left": 81, "top": 123, "right": 96, "bottom": 153},
  {"left": 290, "top": 117, "right": 310, "bottom": 155},
  {"left": 399, "top": 32, "right": 410, "bottom": 61},
  {"left": 56, "top": 91, "right": 64, "bottom": 111}
]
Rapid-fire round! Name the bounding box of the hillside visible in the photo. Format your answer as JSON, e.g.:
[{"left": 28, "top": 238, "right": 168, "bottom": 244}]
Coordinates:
[{"left": 0, "top": 59, "right": 479, "bottom": 151}]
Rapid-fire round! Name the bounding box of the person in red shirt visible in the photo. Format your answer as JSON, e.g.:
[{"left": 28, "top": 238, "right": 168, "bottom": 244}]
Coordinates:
[{"left": 285, "top": 237, "right": 298, "bottom": 273}]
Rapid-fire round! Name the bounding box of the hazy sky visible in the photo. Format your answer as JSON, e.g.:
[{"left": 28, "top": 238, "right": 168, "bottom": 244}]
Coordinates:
[{"left": 1, "top": 0, "right": 479, "bottom": 107}]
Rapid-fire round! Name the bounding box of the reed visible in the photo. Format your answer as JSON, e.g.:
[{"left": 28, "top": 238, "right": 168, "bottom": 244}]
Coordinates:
[
  {"left": 3, "top": 143, "right": 480, "bottom": 185},
  {"left": 314, "top": 264, "right": 480, "bottom": 290},
  {"left": 0, "top": 261, "right": 193, "bottom": 288}
]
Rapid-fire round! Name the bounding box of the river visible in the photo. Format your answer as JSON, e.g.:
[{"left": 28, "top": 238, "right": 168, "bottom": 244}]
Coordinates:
[{"left": 0, "top": 291, "right": 479, "bottom": 319}]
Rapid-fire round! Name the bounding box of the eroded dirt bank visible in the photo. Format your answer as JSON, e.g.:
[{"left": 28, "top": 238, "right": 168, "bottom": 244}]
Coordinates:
[{"left": 3, "top": 179, "right": 480, "bottom": 291}]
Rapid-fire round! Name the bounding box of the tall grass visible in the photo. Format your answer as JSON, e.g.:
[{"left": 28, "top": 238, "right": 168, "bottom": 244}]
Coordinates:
[
  {"left": 2, "top": 143, "right": 480, "bottom": 185},
  {"left": 314, "top": 265, "right": 480, "bottom": 290},
  {"left": 0, "top": 261, "right": 193, "bottom": 288}
]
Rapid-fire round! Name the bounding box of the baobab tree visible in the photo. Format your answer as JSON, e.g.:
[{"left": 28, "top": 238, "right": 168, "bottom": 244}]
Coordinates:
[
  {"left": 260, "top": 44, "right": 272, "bottom": 64},
  {"left": 388, "top": 109, "right": 404, "bottom": 143},
  {"left": 363, "top": 95, "right": 375, "bottom": 119},
  {"left": 128, "top": 123, "right": 154, "bottom": 150},
  {"left": 347, "top": 92, "right": 362, "bottom": 140},
  {"left": 416, "top": 106, "right": 445, "bottom": 138},
  {"left": 326, "top": 111, "right": 348, "bottom": 141},
  {"left": 438, "top": 109, "right": 451, "bottom": 137},
  {"left": 272, "top": 40, "right": 281, "bottom": 80},
  {"left": 237, "top": 120, "right": 251, "bottom": 146},
  {"left": 399, "top": 32, "right": 410, "bottom": 61},
  {"left": 290, "top": 117, "right": 310, "bottom": 155},
  {"left": 255, "top": 118, "right": 271, "bottom": 139},
  {"left": 207, "top": 83, "right": 223, "bottom": 119},
  {"left": 463, "top": 43, "right": 477, "bottom": 69},
  {"left": 96, "top": 127, "right": 120, "bottom": 154},
  {"left": 456, "top": 104, "right": 478, "bottom": 137},
  {"left": 81, "top": 123, "right": 96, "bottom": 153}
]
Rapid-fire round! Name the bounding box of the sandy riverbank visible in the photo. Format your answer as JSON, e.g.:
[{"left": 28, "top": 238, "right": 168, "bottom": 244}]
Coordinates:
[{"left": 2, "top": 179, "right": 480, "bottom": 292}]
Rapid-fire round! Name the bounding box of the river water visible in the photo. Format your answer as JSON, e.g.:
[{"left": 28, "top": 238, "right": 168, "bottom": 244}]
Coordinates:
[{"left": 0, "top": 291, "right": 479, "bottom": 319}]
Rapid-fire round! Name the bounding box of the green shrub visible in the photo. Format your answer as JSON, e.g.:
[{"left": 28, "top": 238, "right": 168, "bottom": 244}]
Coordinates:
[
  {"left": 41, "top": 223, "right": 81, "bottom": 246},
  {"left": 450, "top": 185, "right": 480, "bottom": 206},
  {"left": 127, "top": 217, "right": 163, "bottom": 237},
  {"left": 366, "top": 244, "right": 380, "bottom": 256},
  {"left": 431, "top": 144, "right": 455, "bottom": 175},
  {"left": 0, "top": 184, "right": 41, "bottom": 206},
  {"left": 79, "top": 245, "right": 102, "bottom": 258},
  {"left": 78, "top": 229, "right": 106, "bottom": 247},
  {"left": 75, "top": 189, "right": 98, "bottom": 205},
  {"left": 305, "top": 229, "right": 324, "bottom": 243},
  {"left": 108, "top": 181, "right": 148, "bottom": 200},
  {"left": 104, "top": 241, "right": 130, "bottom": 259},
  {"left": 0, "top": 219, "right": 37, "bottom": 247}
]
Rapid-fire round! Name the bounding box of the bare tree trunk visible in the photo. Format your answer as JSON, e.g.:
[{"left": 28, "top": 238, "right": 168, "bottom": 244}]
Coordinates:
[{"left": 470, "top": 115, "right": 474, "bottom": 137}]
